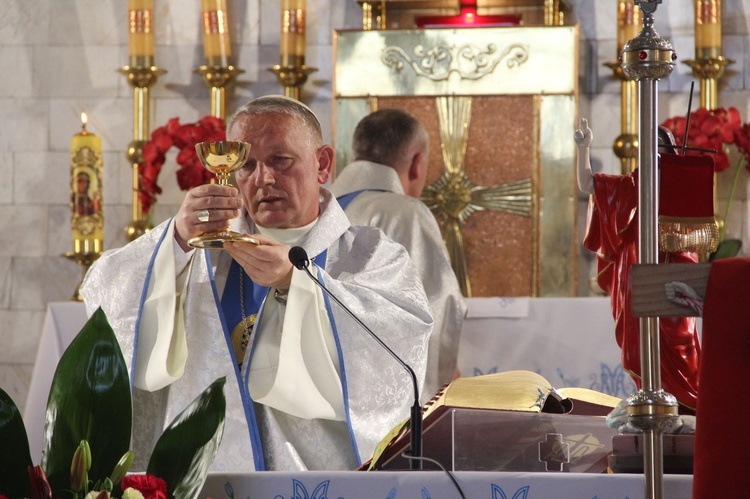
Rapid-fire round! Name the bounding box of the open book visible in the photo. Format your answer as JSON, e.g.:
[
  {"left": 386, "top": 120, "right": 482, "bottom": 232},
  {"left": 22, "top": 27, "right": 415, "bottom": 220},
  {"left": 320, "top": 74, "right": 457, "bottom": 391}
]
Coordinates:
[
  {"left": 423, "top": 370, "right": 621, "bottom": 417},
  {"left": 365, "top": 370, "right": 621, "bottom": 472}
]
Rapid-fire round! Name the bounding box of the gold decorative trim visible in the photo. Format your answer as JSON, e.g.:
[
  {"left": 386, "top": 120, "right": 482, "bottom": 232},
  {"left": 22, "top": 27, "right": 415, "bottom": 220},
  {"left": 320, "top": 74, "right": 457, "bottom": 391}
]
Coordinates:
[
  {"left": 382, "top": 43, "right": 528, "bottom": 82},
  {"left": 659, "top": 216, "right": 719, "bottom": 254},
  {"left": 333, "top": 26, "right": 579, "bottom": 296},
  {"left": 423, "top": 96, "right": 533, "bottom": 297},
  {"left": 335, "top": 27, "right": 577, "bottom": 98}
]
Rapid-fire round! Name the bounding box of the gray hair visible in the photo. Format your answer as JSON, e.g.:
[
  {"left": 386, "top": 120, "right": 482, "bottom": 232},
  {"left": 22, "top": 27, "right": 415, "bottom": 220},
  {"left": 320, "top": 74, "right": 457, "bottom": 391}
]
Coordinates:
[
  {"left": 227, "top": 95, "right": 323, "bottom": 147},
  {"left": 351, "top": 108, "right": 427, "bottom": 168}
]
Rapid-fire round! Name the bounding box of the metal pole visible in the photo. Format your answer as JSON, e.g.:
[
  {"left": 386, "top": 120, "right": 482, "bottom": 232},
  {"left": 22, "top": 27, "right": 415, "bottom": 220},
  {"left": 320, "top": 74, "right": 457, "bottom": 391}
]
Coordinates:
[
  {"left": 637, "top": 78, "right": 665, "bottom": 499},
  {"left": 622, "top": 2, "right": 680, "bottom": 498}
]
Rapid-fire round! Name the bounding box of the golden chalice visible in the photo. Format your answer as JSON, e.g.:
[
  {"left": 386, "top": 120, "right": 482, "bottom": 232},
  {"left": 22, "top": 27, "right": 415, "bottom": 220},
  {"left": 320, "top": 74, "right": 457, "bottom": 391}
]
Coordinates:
[{"left": 188, "top": 141, "right": 259, "bottom": 249}]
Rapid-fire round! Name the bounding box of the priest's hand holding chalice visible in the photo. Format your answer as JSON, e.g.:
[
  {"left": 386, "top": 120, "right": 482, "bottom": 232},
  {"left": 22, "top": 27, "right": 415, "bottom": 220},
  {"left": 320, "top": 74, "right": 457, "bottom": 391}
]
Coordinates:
[{"left": 176, "top": 141, "right": 260, "bottom": 250}]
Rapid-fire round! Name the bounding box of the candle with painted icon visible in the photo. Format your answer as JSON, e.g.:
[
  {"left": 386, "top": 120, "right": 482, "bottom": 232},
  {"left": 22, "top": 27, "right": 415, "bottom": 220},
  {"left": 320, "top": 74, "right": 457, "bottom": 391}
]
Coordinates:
[
  {"left": 201, "top": 0, "right": 232, "bottom": 68},
  {"left": 128, "top": 0, "right": 154, "bottom": 67},
  {"left": 617, "top": 0, "right": 642, "bottom": 55},
  {"left": 70, "top": 113, "right": 104, "bottom": 255},
  {"left": 695, "top": 0, "right": 721, "bottom": 58},
  {"left": 281, "top": 0, "right": 306, "bottom": 67}
]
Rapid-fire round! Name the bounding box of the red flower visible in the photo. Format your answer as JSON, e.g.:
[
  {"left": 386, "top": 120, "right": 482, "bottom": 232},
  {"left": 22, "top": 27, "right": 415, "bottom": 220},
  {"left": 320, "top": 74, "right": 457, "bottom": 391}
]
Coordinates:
[
  {"left": 27, "top": 465, "right": 52, "bottom": 499},
  {"left": 660, "top": 107, "right": 744, "bottom": 172},
  {"left": 121, "top": 474, "right": 168, "bottom": 499},
  {"left": 138, "top": 116, "right": 227, "bottom": 214}
]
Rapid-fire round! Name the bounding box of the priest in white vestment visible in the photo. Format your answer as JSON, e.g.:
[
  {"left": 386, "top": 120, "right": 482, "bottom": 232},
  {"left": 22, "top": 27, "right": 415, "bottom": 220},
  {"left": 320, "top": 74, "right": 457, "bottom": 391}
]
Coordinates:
[
  {"left": 330, "top": 109, "right": 466, "bottom": 399},
  {"left": 80, "top": 96, "right": 433, "bottom": 472}
]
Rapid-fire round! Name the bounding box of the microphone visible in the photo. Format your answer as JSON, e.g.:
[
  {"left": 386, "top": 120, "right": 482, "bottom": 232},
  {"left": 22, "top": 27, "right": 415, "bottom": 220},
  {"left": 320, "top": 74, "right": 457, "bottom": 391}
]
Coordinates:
[{"left": 288, "top": 246, "right": 423, "bottom": 470}]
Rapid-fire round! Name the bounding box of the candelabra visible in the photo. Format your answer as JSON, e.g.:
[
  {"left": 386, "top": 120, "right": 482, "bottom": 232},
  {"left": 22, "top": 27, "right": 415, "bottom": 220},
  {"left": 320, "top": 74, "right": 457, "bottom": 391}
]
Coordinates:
[
  {"left": 683, "top": 56, "right": 733, "bottom": 110},
  {"left": 198, "top": 0, "right": 243, "bottom": 119},
  {"left": 197, "top": 65, "right": 244, "bottom": 119},
  {"left": 543, "top": 0, "right": 565, "bottom": 26},
  {"left": 622, "top": 2, "right": 680, "bottom": 498},
  {"left": 605, "top": 0, "right": 642, "bottom": 174},
  {"left": 65, "top": 252, "right": 99, "bottom": 302},
  {"left": 604, "top": 63, "right": 639, "bottom": 174},
  {"left": 269, "top": 64, "right": 317, "bottom": 101},
  {"left": 360, "top": 0, "right": 386, "bottom": 30},
  {"left": 270, "top": 0, "right": 316, "bottom": 101},
  {"left": 118, "top": 65, "right": 166, "bottom": 241}
]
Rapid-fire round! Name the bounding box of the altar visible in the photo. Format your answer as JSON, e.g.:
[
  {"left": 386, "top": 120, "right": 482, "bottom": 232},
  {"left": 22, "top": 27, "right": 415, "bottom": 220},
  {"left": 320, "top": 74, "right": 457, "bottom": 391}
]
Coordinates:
[
  {"left": 198, "top": 470, "right": 693, "bottom": 498},
  {"left": 24, "top": 297, "right": 630, "bottom": 464}
]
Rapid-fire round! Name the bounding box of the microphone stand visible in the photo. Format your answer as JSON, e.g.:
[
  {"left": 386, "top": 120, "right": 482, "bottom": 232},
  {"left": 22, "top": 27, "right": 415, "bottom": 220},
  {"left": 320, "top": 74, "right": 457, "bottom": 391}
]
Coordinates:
[{"left": 289, "top": 248, "right": 423, "bottom": 470}]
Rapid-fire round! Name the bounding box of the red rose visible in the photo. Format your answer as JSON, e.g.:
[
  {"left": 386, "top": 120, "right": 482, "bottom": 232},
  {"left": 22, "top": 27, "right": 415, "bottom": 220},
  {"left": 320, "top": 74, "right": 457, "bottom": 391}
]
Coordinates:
[
  {"left": 165, "top": 117, "right": 182, "bottom": 135},
  {"left": 660, "top": 106, "right": 744, "bottom": 173},
  {"left": 137, "top": 116, "right": 228, "bottom": 214},
  {"left": 151, "top": 130, "right": 174, "bottom": 154},
  {"left": 121, "top": 474, "right": 168, "bottom": 499},
  {"left": 199, "top": 115, "right": 224, "bottom": 131}
]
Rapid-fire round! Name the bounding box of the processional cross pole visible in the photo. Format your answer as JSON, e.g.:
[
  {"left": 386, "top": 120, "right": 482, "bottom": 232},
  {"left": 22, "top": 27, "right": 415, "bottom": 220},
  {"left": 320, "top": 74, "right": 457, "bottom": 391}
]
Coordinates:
[
  {"left": 421, "top": 96, "right": 532, "bottom": 297},
  {"left": 621, "top": 1, "right": 680, "bottom": 498}
]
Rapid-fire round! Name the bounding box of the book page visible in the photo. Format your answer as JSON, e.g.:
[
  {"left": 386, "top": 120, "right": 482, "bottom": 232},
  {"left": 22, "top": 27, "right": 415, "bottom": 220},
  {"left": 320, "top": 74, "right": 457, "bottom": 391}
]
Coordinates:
[{"left": 439, "top": 370, "right": 553, "bottom": 414}]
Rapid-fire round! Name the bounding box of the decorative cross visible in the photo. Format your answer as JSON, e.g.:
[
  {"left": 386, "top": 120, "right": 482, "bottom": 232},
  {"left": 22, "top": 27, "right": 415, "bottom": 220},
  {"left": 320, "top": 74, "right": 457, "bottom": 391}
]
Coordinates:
[
  {"left": 538, "top": 433, "right": 570, "bottom": 472},
  {"left": 421, "top": 95, "right": 532, "bottom": 297}
]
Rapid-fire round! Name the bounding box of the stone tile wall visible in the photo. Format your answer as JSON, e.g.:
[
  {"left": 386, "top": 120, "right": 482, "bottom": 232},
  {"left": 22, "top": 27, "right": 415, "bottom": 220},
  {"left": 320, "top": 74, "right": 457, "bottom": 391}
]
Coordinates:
[{"left": 1, "top": 0, "right": 748, "bottom": 412}]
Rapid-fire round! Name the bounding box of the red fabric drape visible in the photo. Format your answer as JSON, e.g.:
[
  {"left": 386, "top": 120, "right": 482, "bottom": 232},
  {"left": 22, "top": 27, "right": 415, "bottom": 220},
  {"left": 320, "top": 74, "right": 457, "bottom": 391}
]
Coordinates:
[
  {"left": 583, "top": 171, "right": 701, "bottom": 409},
  {"left": 693, "top": 257, "right": 750, "bottom": 498}
]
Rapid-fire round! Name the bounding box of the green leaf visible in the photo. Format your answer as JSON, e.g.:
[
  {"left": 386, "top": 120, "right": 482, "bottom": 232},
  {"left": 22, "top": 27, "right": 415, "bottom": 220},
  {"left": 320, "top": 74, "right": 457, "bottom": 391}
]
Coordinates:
[
  {"left": 0, "top": 387, "right": 33, "bottom": 497},
  {"left": 41, "top": 307, "right": 132, "bottom": 493},
  {"left": 147, "top": 377, "right": 227, "bottom": 499},
  {"left": 710, "top": 239, "right": 742, "bottom": 261}
]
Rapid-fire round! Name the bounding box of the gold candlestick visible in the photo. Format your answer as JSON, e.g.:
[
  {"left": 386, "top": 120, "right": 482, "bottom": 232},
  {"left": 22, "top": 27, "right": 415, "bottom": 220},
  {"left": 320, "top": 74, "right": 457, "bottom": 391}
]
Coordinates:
[
  {"left": 269, "top": 65, "right": 317, "bottom": 101},
  {"left": 683, "top": 56, "right": 733, "bottom": 111},
  {"left": 118, "top": 65, "right": 166, "bottom": 241},
  {"left": 361, "top": 1, "right": 386, "bottom": 30},
  {"left": 605, "top": 0, "right": 642, "bottom": 174},
  {"left": 270, "top": 0, "right": 317, "bottom": 100},
  {"left": 196, "top": 65, "right": 244, "bottom": 120},
  {"left": 197, "top": 0, "right": 244, "bottom": 119},
  {"left": 121, "top": 0, "right": 164, "bottom": 241},
  {"left": 543, "top": 0, "right": 565, "bottom": 26}
]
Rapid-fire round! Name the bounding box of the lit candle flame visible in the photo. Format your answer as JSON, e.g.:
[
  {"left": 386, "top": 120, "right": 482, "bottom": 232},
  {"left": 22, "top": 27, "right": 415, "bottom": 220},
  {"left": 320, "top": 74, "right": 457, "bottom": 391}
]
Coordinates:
[{"left": 81, "top": 113, "right": 88, "bottom": 125}]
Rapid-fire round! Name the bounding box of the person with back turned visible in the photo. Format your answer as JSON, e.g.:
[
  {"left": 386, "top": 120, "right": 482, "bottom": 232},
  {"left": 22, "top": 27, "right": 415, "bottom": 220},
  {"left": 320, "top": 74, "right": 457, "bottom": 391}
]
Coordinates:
[{"left": 331, "top": 108, "right": 466, "bottom": 399}]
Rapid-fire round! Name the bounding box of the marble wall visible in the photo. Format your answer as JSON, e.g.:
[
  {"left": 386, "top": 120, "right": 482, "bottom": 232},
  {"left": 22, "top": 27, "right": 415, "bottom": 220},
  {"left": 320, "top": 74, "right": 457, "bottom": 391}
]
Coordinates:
[{"left": 1, "top": 0, "right": 749, "bottom": 413}]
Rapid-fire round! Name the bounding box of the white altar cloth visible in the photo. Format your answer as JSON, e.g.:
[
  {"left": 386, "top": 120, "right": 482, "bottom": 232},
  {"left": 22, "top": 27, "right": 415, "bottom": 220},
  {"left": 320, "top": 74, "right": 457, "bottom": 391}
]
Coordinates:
[
  {"left": 24, "top": 301, "right": 89, "bottom": 461},
  {"left": 24, "top": 298, "right": 631, "bottom": 464},
  {"left": 457, "top": 297, "right": 635, "bottom": 400},
  {"left": 200, "top": 470, "right": 693, "bottom": 498}
]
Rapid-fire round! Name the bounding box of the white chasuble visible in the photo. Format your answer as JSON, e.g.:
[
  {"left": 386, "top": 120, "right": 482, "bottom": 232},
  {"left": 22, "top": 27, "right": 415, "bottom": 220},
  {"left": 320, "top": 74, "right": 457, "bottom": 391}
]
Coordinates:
[
  {"left": 80, "top": 189, "right": 433, "bottom": 472},
  {"left": 246, "top": 223, "right": 344, "bottom": 421}
]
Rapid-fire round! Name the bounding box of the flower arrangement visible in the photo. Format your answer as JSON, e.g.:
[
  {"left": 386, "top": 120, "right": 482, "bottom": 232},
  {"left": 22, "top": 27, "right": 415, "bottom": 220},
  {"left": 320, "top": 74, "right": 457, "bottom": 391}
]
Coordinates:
[
  {"left": 139, "top": 116, "right": 227, "bottom": 215},
  {"left": 0, "top": 308, "right": 226, "bottom": 499},
  {"left": 660, "top": 107, "right": 743, "bottom": 172},
  {"left": 660, "top": 106, "right": 750, "bottom": 258}
]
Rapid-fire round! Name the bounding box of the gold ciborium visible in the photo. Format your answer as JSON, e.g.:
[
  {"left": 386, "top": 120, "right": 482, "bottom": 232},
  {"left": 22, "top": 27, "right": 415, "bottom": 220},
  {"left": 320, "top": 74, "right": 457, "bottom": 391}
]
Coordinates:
[{"left": 188, "top": 141, "right": 259, "bottom": 249}]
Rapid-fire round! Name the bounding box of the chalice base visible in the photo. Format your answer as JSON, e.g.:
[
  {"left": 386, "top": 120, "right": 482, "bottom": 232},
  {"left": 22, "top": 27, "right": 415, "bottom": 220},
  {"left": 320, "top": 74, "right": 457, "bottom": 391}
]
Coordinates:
[{"left": 188, "top": 231, "right": 260, "bottom": 250}]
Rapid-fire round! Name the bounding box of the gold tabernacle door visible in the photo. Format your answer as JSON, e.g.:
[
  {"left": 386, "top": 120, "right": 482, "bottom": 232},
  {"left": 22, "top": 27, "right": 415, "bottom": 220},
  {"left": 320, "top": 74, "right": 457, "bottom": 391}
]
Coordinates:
[{"left": 333, "top": 26, "right": 579, "bottom": 297}]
